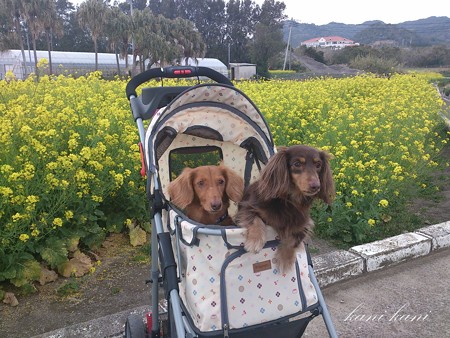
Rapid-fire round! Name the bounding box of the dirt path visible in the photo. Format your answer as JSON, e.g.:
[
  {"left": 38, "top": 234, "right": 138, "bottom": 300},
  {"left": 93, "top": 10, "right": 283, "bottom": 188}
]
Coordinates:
[{"left": 0, "top": 234, "right": 152, "bottom": 338}]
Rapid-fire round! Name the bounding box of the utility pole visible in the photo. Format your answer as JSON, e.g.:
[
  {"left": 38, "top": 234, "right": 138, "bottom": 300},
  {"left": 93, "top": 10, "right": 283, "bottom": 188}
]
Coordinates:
[
  {"left": 129, "top": 0, "right": 134, "bottom": 57},
  {"left": 128, "top": 0, "right": 135, "bottom": 75},
  {"left": 283, "top": 24, "right": 292, "bottom": 71}
]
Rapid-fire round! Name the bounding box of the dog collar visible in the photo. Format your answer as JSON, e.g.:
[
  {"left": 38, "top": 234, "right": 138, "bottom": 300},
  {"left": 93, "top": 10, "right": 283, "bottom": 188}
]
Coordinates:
[{"left": 215, "top": 211, "right": 229, "bottom": 224}]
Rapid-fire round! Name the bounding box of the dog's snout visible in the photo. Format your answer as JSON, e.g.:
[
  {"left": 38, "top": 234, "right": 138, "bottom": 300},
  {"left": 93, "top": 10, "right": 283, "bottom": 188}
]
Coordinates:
[
  {"left": 211, "top": 201, "right": 222, "bottom": 211},
  {"left": 309, "top": 181, "right": 320, "bottom": 192}
]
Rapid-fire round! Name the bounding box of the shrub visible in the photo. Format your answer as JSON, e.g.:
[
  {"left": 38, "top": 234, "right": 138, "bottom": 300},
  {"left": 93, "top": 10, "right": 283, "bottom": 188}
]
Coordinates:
[
  {"left": 0, "top": 72, "right": 147, "bottom": 286},
  {"left": 237, "top": 73, "right": 448, "bottom": 245},
  {"left": 349, "top": 55, "right": 401, "bottom": 75},
  {"left": 0, "top": 72, "right": 447, "bottom": 286}
]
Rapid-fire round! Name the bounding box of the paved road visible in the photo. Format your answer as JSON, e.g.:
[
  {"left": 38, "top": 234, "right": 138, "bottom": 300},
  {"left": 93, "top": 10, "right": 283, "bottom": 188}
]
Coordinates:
[
  {"left": 304, "top": 248, "right": 450, "bottom": 338},
  {"left": 33, "top": 248, "right": 450, "bottom": 338}
]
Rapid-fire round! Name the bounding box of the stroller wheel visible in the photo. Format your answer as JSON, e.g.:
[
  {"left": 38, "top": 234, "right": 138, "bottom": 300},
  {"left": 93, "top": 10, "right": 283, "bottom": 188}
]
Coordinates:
[{"left": 124, "top": 314, "right": 147, "bottom": 338}]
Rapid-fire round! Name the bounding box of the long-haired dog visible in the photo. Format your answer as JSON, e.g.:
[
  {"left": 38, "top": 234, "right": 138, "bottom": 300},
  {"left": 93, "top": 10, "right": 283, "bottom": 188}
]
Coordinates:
[
  {"left": 168, "top": 163, "right": 244, "bottom": 225},
  {"left": 235, "top": 145, "right": 335, "bottom": 272}
]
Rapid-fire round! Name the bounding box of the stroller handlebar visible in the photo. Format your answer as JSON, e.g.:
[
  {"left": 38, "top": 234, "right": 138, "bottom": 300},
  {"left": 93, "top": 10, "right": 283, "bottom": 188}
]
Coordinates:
[{"left": 126, "top": 66, "right": 233, "bottom": 100}]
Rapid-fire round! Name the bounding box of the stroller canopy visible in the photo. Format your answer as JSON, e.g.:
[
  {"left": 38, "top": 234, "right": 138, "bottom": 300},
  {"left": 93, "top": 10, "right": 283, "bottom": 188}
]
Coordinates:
[{"left": 144, "top": 83, "right": 276, "bottom": 195}]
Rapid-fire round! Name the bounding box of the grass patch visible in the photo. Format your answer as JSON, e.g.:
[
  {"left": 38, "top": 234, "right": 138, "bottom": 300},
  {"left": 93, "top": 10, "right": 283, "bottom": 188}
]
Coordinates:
[{"left": 57, "top": 278, "right": 80, "bottom": 297}]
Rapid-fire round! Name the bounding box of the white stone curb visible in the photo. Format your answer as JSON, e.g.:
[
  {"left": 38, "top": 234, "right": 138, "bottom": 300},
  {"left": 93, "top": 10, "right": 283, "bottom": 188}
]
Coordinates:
[
  {"left": 350, "top": 232, "right": 432, "bottom": 272},
  {"left": 312, "top": 222, "right": 450, "bottom": 286},
  {"left": 311, "top": 250, "right": 364, "bottom": 287},
  {"left": 415, "top": 221, "right": 450, "bottom": 250}
]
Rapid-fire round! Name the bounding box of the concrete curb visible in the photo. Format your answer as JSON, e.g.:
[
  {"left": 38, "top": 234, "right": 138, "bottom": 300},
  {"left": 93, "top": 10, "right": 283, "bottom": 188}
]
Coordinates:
[
  {"left": 33, "top": 221, "right": 450, "bottom": 338},
  {"left": 314, "top": 221, "right": 450, "bottom": 286}
]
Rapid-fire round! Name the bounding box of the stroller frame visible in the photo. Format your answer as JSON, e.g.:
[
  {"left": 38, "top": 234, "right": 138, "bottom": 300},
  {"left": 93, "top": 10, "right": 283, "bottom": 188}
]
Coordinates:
[{"left": 125, "top": 66, "right": 338, "bottom": 338}]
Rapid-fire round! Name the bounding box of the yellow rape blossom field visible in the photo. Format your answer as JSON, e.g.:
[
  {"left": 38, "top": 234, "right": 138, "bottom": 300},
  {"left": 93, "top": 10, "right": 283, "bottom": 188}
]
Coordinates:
[{"left": 0, "top": 72, "right": 448, "bottom": 287}]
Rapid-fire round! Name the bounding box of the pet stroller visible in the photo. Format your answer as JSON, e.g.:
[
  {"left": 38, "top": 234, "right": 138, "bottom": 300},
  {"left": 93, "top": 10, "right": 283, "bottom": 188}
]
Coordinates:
[{"left": 124, "top": 66, "right": 338, "bottom": 338}]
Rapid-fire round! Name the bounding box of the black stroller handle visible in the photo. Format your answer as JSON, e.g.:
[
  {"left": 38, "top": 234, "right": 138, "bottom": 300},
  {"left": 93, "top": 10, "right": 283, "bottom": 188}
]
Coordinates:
[{"left": 126, "top": 66, "right": 233, "bottom": 100}]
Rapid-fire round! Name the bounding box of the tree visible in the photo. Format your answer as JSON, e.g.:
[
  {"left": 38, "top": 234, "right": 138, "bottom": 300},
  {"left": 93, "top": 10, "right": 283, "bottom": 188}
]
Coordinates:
[
  {"left": 131, "top": 8, "right": 205, "bottom": 73},
  {"left": 148, "top": 0, "right": 178, "bottom": 19},
  {"left": 257, "top": 0, "right": 285, "bottom": 27},
  {"left": 19, "top": 0, "right": 51, "bottom": 74},
  {"left": 77, "top": 0, "right": 108, "bottom": 70},
  {"left": 250, "top": 22, "right": 284, "bottom": 77},
  {"left": 40, "top": 0, "right": 63, "bottom": 74},
  {"left": 0, "top": 0, "right": 15, "bottom": 51},
  {"left": 104, "top": 6, "right": 130, "bottom": 76},
  {"left": 131, "top": 8, "right": 166, "bottom": 72},
  {"left": 250, "top": 0, "right": 286, "bottom": 77},
  {"left": 226, "top": 0, "right": 258, "bottom": 62},
  {"left": 197, "top": 0, "right": 227, "bottom": 62},
  {"left": 169, "top": 17, "right": 206, "bottom": 64}
]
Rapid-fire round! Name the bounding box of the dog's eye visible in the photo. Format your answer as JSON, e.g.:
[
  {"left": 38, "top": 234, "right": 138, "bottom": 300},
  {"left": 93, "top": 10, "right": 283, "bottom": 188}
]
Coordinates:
[
  {"left": 292, "top": 161, "right": 302, "bottom": 168},
  {"left": 315, "top": 161, "right": 322, "bottom": 169},
  {"left": 197, "top": 180, "right": 205, "bottom": 187},
  {"left": 218, "top": 179, "right": 225, "bottom": 185}
]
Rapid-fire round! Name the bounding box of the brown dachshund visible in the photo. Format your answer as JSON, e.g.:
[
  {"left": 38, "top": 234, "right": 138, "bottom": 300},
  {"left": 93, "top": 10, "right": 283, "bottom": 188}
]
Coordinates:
[
  {"left": 235, "top": 145, "right": 335, "bottom": 272},
  {"left": 168, "top": 163, "right": 244, "bottom": 225}
]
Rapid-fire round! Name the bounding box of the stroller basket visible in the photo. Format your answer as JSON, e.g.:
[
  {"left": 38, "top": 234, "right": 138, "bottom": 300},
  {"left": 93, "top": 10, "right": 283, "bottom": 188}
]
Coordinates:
[{"left": 125, "top": 66, "right": 338, "bottom": 338}]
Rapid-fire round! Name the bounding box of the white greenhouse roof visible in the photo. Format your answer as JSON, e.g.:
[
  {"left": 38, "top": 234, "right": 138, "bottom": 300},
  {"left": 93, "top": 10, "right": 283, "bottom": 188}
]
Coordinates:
[
  {"left": 0, "top": 49, "right": 131, "bottom": 65},
  {"left": 181, "top": 57, "right": 227, "bottom": 69}
]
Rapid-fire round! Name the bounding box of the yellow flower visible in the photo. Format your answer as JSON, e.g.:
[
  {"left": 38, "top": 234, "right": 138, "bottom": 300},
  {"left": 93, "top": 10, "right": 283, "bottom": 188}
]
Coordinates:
[
  {"left": 65, "top": 210, "right": 74, "bottom": 219},
  {"left": 92, "top": 195, "right": 103, "bottom": 202},
  {"left": 19, "top": 234, "right": 30, "bottom": 242},
  {"left": 346, "top": 202, "right": 353, "bottom": 208},
  {"left": 0, "top": 187, "right": 13, "bottom": 197},
  {"left": 26, "top": 195, "right": 39, "bottom": 204},
  {"left": 368, "top": 219, "right": 376, "bottom": 226},
  {"left": 114, "top": 173, "right": 124, "bottom": 188},
  {"left": 53, "top": 218, "right": 63, "bottom": 227},
  {"left": 80, "top": 147, "right": 92, "bottom": 160},
  {"left": 379, "top": 199, "right": 389, "bottom": 207},
  {"left": 12, "top": 213, "right": 24, "bottom": 222}
]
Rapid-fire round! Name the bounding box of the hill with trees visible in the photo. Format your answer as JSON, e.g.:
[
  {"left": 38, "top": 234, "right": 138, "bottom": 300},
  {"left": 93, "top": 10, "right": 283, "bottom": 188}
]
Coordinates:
[{"left": 286, "top": 16, "right": 450, "bottom": 48}]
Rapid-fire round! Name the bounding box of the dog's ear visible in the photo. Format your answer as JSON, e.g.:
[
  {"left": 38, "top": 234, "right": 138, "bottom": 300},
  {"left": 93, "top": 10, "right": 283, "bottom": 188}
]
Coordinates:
[
  {"left": 257, "top": 147, "right": 291, "bottom": 200},
  {"left": 222, "top": 165, "right": 244, "bottom": 202},
  {"left": 318, "top": 151, "right": 335, "bottom": 205},
  {"left": 167, "top": 168, "right": 194, "bottom": 209}
]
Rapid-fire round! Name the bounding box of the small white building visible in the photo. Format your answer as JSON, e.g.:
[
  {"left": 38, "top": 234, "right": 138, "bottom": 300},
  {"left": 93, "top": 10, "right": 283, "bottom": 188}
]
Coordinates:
[
  {"left": 0, "top": 49, "right": 131, "bottom": 80},
  {"left": 179, "top": 57, "right": 229, "bottom": 78},
  {"left": 229, "top": 63, "right": 257, "bottom": 80}
]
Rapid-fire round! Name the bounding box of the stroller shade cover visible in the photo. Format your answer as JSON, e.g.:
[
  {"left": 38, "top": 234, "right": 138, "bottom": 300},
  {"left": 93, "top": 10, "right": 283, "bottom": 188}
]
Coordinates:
[
  {"left": 167, "top": 209, "right": 319, "bottom": 332},
  {"left": 144, "top": 84, "right": 275, "bottom": 197}
]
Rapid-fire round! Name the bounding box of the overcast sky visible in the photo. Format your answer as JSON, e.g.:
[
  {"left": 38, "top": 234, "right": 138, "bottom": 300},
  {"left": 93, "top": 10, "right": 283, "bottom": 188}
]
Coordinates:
[
  {"left": 255, "top": 0, "right": 449, "bottom": 25},
  {"left": 70, "top": 0, "right": 449, "bottom": 26}
]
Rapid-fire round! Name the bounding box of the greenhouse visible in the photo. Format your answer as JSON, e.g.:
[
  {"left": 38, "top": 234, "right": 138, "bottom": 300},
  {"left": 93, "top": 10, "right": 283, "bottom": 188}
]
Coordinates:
[
  {"left": 0, "top": 50, "right": 132, "bottom": 79},
  {"left": 0, "top": 50, "right": 229, "bottom": 80}
]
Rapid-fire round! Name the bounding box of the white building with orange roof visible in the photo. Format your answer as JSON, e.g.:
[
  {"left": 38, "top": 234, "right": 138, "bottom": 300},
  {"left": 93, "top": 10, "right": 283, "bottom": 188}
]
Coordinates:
[{"left": 301, "top": 36, "right": 359, "bottom": 49}]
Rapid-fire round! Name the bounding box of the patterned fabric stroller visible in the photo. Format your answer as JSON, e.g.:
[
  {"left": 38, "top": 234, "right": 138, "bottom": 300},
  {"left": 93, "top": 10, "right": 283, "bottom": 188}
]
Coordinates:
[{"left": 124, "top": 66, "right": 338, "bottom": 338}]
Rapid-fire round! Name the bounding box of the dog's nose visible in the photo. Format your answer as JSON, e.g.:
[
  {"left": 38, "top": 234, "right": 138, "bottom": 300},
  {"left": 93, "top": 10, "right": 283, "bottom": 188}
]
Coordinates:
[
  {"left": 309, "top": 182, "right": 320, "bottom": 192},
  {"left": 211, "top": 201, "right": 222, "bottom": 211}
]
